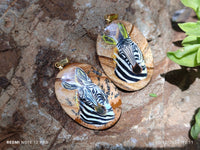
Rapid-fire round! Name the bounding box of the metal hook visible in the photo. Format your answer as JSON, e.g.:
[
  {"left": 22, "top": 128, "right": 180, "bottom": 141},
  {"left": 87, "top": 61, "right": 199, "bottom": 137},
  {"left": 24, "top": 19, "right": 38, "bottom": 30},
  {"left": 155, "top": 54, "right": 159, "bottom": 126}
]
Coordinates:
[
  {"left": 104, "top": 14, "right": 118, "bottom": 24},
  {"left": 55, "top": 58, "right": 69, "bottom": 70}
]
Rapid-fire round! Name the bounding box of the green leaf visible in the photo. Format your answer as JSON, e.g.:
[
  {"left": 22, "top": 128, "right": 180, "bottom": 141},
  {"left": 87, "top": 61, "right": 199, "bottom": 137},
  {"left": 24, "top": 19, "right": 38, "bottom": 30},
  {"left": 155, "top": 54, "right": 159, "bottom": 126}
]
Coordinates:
[
  {"left": 181, "top": 0, "right": 200, "bottom": 12},
  {"left": 182, "top": 36, "right": 200, "bottom": 46},
  {"left": 197, "top": 48, "right": 200, "bottom": 63},
  {"left": 168, "top": 1, "right": 200, "bottom": 67},
  {"left": 167, "top": 51, "right": 197, "bottom": 67},
  {"left": 149, "top": 93, "right": 157, "bottom": 97},
  {"left": 197, "top": 7, "right": 200, "bottom": 20},
  {"left": 167, "top": 44, "right": 200, "bottom": 67},
  {"left": 190, "top": 109, "right": 200, "bottom": 140},
  {"left": 178, "top": 21, "right": 200, "bottom": 36},
  {"left": 169, "top": 44, "right": 200, "bottom": 58}
]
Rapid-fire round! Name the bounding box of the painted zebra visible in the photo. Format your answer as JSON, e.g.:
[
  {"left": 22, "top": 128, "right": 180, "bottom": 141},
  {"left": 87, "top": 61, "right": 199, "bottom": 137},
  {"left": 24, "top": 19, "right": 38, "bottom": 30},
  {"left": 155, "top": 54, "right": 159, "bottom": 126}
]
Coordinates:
[
  {"left": 102, "top": 23, "right": 147, "bottom": 83},
  {"left": 61, "top": 67, "right": 115, "bottom": 126}
]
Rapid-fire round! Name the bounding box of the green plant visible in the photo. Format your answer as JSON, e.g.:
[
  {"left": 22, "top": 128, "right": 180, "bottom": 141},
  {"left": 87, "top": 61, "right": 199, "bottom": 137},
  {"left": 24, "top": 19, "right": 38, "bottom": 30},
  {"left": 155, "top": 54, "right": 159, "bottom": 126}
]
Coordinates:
[
  {"left": 191, "top": 108, "right": 200, "bottom": 140},
  {"left": 181, "top": 0, "right": 200, "bottom": 19},
  {"left": 167, "top": 0, "right": 200, "bottom": 140},
  {"left": 167, "top": 0, "right": 200, "bottom": 67},
  {"left": 149, "top": 93, "right": 157, "bottom": 97}
]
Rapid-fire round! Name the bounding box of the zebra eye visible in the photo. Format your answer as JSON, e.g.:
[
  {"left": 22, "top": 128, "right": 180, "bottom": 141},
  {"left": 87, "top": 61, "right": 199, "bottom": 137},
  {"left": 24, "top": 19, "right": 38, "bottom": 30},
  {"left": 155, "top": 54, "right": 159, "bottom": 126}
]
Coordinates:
[{"left": 95, "top": 104, "right": 106, "bottom": 115}]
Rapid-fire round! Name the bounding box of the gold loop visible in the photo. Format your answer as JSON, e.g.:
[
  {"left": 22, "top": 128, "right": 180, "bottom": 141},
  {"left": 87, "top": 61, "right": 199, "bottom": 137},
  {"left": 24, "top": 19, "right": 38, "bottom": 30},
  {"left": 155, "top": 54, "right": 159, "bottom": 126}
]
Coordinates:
[
  {"left": 55, "top": 62, "right": 61, "bottom": 68},
  {"left": 55, "top": 58, "right": 69, "bottom": 70},
  {"left": 60, "top": 58, "right": 68, "bottom": 65},
  {"left": 104, "top": 14, "right": 118, "bottom": 24}
]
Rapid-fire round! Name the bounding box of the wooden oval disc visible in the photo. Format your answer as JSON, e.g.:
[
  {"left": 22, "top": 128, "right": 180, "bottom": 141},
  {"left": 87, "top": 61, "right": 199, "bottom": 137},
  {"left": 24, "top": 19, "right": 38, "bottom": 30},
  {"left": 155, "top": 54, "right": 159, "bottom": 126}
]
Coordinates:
[
  {"left": 96, "top": 20, "right": 154, "bottom": 91},
  {"left": 55, "top": 63, "right": 121, "bottom": 130}
]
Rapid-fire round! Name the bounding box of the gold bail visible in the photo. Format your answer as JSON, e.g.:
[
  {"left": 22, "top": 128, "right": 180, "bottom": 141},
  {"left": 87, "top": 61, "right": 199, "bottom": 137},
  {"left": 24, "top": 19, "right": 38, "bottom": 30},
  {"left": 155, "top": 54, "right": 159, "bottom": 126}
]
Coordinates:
[
  {"left": 104, "top": 14, "right": 118, "bottom": 24},
  {"left": 55, "top": 58, "right": 69, "bottom": 70}
]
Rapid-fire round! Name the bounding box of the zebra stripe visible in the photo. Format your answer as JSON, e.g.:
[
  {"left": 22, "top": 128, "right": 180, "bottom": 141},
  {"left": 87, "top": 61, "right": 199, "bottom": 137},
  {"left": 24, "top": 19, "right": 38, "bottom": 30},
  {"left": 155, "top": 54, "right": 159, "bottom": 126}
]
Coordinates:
[
  {"left": 78, "top": 85, "right": 115, "bottom": 126},
  {"left": 114, "top": 52, "right": 147, "bottom": 82},
  {"left": 62, "top": 67, "right": 115, "bottom": 126},
  {"left": 114, "top": 38, "right": 147, "bottom": 83},
  {"left": 79, "top": 97, "right": 115, "bottom": 126}
]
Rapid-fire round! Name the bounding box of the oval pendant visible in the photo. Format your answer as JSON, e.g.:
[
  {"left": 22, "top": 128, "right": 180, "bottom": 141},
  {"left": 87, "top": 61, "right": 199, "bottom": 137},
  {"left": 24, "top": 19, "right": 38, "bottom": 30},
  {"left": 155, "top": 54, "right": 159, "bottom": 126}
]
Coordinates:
[
  {"left": 97, "top": 20, "right": 154, "bottom": 91},
  {"left": 55, "top": 63, "right": 121, "bottom": 130}
]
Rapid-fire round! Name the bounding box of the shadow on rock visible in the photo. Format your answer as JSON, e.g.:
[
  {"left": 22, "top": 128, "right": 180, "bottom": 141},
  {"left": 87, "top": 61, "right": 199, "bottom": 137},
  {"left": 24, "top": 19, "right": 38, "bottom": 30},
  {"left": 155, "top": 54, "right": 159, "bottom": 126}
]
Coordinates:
[
  {"left": 172, "top": 40, "right": 183, "bottom": 47},
  {"left": 171, "top": 20, "right": 184, "bottom": 32},
  {"left": 171, "top": 8, "right": 192, "bottom": 32},
  {"left": 161, "top": 67, "right": 200, "bottom": 91}
]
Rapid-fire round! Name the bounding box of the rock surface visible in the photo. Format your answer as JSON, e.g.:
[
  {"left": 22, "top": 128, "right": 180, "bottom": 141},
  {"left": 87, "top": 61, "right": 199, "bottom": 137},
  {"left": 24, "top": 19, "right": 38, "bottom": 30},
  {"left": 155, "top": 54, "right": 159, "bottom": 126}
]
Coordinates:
[{"left": 0, "top": 0, "right": 200, "bottom": 149}]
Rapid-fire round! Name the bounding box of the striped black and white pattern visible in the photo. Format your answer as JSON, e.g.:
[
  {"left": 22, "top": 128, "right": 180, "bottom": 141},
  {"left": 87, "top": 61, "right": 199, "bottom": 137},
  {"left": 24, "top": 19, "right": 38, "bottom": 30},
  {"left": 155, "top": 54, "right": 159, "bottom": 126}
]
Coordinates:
[
  {"left": 62, "top": 67, "right": 115, "bottom": 126},
  {"left": 78, "top": 84, "right": 115, "bottom": 126},
  {"left": 114, "top": 38, "right": 147, "bottom": 83}
]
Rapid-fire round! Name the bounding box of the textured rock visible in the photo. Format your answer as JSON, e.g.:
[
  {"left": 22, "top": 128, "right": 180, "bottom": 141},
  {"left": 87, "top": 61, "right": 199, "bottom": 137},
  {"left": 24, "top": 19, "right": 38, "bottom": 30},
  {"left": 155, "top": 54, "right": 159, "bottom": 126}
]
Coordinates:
[{"left": 0, "top": 0, "right": 200, "bottom": 149}]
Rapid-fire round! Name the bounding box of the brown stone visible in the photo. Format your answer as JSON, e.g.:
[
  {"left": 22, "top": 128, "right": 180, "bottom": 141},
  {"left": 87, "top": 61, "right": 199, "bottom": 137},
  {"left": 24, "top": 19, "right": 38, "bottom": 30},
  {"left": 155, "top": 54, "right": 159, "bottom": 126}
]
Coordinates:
[
  {"left": 1, "top": 0, "right": 200, "bottom": 149},
  {"left": 0, "top": 76, "right": 10, "bottom": 89},
  {"left": 0, "top": 50, "right": 20, "bottom": 75}
]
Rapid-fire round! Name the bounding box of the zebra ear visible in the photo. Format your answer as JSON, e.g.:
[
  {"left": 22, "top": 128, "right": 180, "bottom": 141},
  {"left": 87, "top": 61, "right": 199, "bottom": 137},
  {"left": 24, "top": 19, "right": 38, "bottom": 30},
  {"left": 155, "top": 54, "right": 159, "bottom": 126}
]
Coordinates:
[
  {"left": 117, "top": 23, "right": 128, "bottom": 39},
  {"left": 102, "top": 34, "right": 117, "bottom": 45},
  {"left": 75, "top": 68, "right": 92, "bottom": 84},
  {"left": 62, "top": 81, "right": 79, "bottom": 90}
]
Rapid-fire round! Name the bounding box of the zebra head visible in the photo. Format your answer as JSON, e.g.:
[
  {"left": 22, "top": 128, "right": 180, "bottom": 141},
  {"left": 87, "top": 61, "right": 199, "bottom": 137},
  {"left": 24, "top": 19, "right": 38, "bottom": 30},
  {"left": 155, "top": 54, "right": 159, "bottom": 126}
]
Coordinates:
[
  {"left": 117, "top": 38, "right": 145, "bottom": 74},
  {"left": 62, "top": 67, "right": 115, "bottom": 126},
  {"left": 102, "top": 22, "right": 148, "bottom": 83},
  {"left": 78, "top": 83, "right": 113, "bottom": 114}
]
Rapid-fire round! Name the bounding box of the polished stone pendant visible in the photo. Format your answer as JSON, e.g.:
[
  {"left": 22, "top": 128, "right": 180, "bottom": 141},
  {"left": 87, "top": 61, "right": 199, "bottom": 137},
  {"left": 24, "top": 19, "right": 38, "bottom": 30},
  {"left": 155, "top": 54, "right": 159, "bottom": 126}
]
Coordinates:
[
  {"left": 55, "top": 61, "right": 121, "bottom": 130},
  {"left": 97, "top": 20, "right": 154, "bottom": 91}
]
